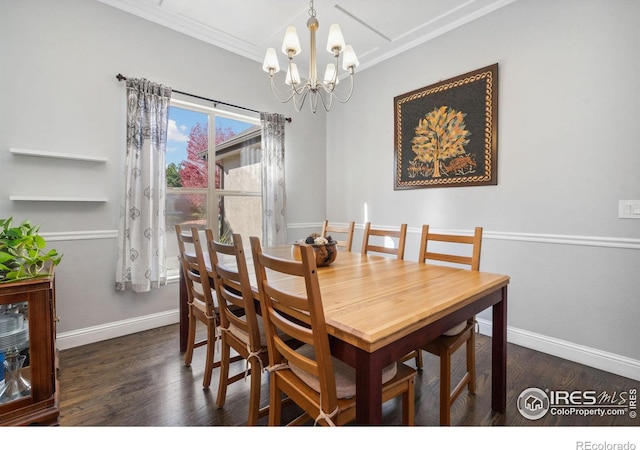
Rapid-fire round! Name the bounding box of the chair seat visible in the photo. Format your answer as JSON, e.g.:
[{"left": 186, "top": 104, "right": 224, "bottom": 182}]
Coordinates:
[
  {"left": 228, "top": 315, "right": 267, "bottom": 347},
  {"left": 229, "top": 314, "right": 289, "bottom": 347},
  {"left": 289, "top": 344, "right": 398, "bottom": 399},
  {"left": 190, "top": 297, "right": 217, "bottom": 316},
  {"left": 442, "top": 321, "right": 467, "bottom": 336},
  {"left": 424, "top": 321, "right": 475, "bottom": 352}
]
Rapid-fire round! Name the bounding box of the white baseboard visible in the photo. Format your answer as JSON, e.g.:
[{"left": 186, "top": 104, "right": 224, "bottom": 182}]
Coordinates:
[
  {"left": 477, "top": 318, "right": 640, "bottom": 381},
  {"left": 56, "top": 309, "right": 180, "bottom": 351}
]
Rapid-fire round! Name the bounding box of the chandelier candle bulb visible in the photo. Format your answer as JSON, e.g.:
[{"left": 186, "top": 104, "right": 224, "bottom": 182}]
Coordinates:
[
  {"left": 282, "top": 26, "right": 301, "bottom": 56},
  {"left": 342, "top": 45, "right": 360, "bottom": 72},
  {"left": 286, "top": 63, "right": 301, "bottom": 85},
  {"left": 327, "top": 24, "right": 345, "bottom": 53},
  {"left": 262, "top": 48, "right": 280, "bottom": 73},
  {"left": 323, "top": 64, "right": 338, "bottom": 86}
]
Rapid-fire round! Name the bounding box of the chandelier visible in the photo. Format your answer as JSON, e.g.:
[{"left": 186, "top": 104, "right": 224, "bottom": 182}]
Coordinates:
[{"left": 262, "top": 0, "right": 359, "bottom": 113}]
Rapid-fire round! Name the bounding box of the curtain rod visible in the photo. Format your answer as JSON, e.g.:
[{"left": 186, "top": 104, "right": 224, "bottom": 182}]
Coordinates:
[{"left": 115, "top": 73, "right": 291, "bottom": 123}]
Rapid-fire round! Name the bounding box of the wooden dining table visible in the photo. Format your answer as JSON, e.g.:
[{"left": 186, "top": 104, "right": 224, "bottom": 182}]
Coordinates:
[{"left": 179, "top": 246, "right": 510, "bottom": 425}]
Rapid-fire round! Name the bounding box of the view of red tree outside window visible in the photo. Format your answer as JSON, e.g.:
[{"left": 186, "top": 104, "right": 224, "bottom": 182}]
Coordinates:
[
  {"left": 168, "top": 122, "right": 236, "bottom": 210},
  {"left": 180, "top": 123, "right": 237, "bottom": 186},
  {"left": 179, "top": 122, "right": 209, "bottom": 191}
]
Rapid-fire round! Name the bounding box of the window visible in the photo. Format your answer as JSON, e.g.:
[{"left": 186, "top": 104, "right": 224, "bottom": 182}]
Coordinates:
[{"left": 165, "top": 99, "right": 262, "bottom": 275}]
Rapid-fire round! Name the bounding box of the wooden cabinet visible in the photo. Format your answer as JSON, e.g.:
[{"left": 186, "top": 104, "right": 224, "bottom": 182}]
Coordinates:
[{"left": 0, "top": 274, "right": 59, "bottom": 425}]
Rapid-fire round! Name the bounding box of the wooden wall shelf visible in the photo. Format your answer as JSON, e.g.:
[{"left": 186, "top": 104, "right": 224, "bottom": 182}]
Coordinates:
[{"left": 10, "top": 147, "right": 108, "bottom": 163}]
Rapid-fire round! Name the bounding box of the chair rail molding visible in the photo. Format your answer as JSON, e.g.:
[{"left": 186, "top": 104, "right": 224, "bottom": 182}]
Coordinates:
[
  {"left": 412, "top": 226, "right": 640, "bottom": 250},
  {"left": 41, "top": 230, "right": 119, "bottom": 241},
  {"left": 42, "top": 224, "right": 639, "bottom": 249},
  {"left": 289, "top": 223, "right": 640, "bottom": 251},
  {"left": 481, "top": 230, "right": 640, "bottom": 250}
]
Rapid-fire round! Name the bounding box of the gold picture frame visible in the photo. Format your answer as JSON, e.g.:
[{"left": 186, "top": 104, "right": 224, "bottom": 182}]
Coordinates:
[{"left": 394, "top": 64, "right": 498, "bottom": 189}]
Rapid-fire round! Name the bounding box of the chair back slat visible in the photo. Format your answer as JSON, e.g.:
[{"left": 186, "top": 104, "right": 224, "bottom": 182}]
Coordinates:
[
  {"left": 175, "top": 225, "right": 216, "bottom": 317},
  {"left": 361, "top": 222, "right": 407, "bottom": 260},
  {"left": 419, "top": 225, "right": 483, "bottom": 271},
  {"left": 321, "top": 220, "right": 355, "bottom": 251}
]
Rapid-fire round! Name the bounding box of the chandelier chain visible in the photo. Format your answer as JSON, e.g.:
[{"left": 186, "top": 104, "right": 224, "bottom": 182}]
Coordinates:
[{"left": 309, "top": 0, "right": 316, "bottom": 17}]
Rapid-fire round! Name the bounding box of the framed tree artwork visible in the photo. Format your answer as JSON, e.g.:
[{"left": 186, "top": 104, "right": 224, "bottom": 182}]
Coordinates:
[{"left": 394, "top": 64, "right": 498, "bottom": 189}]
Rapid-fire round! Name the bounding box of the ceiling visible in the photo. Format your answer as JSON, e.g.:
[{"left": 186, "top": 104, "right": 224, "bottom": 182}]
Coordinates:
[{"left": 99, "top": 0, "right": 516, "bottom": 74}]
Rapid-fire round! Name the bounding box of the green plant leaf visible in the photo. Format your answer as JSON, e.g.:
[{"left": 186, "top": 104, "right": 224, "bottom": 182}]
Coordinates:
[
  {"left": 34, "top": 235, "right": 46, "bottom": 249},
  {"left": 6, "top": 228, "right": 22, "bottom": 239},
  {"left": 0, "top": 251, "right": 14, "bottom": 264}
]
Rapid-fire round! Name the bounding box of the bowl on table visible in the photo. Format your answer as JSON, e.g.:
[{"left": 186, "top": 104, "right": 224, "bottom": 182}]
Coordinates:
[{"left": 291, "top": 242, "right": 338, "bottom": 267}]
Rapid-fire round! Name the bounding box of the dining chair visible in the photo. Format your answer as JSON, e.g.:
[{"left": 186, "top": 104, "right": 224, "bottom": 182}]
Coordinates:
[
  {"left": 175, "top": 224, "right": 219, "bottom": 389},
  {"left": 360, "top": 222, "right": 420, "bottom": 368},
  {"left": 250, "top": 236, "right": 416, "bottom": 426},
  {"left": 321, "top": 220, "right": 355, "bottom": 251},
  {"left": 361, "top": 222, "right": 407, "bottom": 259},
  {"left": 418, "top": 225, "right": 483, "bottom": 425},
  {"left": 205, "top": 231, "right": 269, "bottom": 425}
]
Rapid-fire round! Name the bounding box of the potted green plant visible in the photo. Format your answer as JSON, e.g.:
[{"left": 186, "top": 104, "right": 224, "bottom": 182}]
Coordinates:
[{"left": 0, "top": 217, "right": 62, "bottom": 283}]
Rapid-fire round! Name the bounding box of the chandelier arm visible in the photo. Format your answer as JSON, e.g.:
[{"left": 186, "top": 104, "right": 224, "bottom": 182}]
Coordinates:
[
  {"left": 269, "top": 75, "right": 298, "bottom": 103},
  {"left": 316, "top": 88, "right": 333, "bottom": 112},
  {"left": 269, "top": 74, "right": 315, "bottom": 109},
  {"left": 327, "top": 72, "right": 355, "bottom": 104},
  {"left": 290, "top": 79, "right": 310, "bottom": 96},
  {"left": 293, "top": 87, "right": 311, "bottom": 112},
  {"left": 327, "top": 52, "right": 341, "bottom": 93}
]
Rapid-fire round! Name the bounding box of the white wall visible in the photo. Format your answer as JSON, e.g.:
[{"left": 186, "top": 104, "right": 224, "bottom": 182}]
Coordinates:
[
  {"left": 0, "top": 0, "right": 326, "bottom": 346},
  {"left": 326, "top": 0, "right": 640, "bottom": 379}
]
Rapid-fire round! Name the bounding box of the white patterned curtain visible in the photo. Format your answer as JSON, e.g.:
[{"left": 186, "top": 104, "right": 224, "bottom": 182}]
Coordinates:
[
  {"left": 260, "top": 112, "right": 287, "bottom": 246},
  {"left": 115, "top": 78, "right": 172, "bottom": 293}
]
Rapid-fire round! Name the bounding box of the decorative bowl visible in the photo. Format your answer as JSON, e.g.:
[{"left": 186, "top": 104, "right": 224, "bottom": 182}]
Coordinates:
[{"left": 291, "top": 242, "right": 338, "bottom": 267}]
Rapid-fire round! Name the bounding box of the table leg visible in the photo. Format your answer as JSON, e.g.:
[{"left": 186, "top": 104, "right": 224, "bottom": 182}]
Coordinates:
[
  {"left": 355, "top": 349, "right": 384, "bottom": 424},
  {"left": 491, "top": 285, "right": 508, "bottom": 413}
]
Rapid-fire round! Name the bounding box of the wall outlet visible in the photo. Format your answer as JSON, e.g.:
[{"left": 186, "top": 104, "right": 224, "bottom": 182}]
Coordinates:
[{"left": 618, "top": 200, "right": 640, "bottom": 219}]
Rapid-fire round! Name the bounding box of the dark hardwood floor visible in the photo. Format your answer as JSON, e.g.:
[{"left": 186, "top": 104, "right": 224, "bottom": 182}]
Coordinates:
[{"left": 57, "top": 323, "right": 638, "bottom": 428}]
